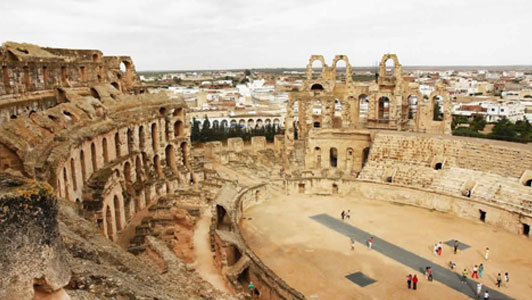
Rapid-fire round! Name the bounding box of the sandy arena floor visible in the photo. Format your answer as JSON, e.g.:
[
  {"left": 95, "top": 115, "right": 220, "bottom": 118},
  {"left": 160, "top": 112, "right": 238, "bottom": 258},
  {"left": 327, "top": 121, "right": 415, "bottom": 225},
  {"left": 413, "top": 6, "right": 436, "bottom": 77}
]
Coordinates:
[{"left": 241, "top": 191, "right": 532, "bottom": 300}]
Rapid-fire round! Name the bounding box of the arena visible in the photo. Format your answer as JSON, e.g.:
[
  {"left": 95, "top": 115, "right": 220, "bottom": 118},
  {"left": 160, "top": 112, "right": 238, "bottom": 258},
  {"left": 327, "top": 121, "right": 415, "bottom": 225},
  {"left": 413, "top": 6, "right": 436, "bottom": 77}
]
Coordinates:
[{"left": 1, "top": 43, "right": 531, "bottom": 300}]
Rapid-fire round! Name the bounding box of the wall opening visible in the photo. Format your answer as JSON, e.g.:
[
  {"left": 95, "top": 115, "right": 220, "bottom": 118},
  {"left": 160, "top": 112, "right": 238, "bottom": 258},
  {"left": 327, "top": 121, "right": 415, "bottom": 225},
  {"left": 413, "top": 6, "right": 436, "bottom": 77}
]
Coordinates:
[
  {"left": 124, "top": 161, "right": 132, "bottom": 183},
  {"left": 127, "top": 128, "right": 134, "bottom": 154},
  {"left": 237, "top": 267, "right": 250, "bottom": 286},
  {"left": 154, "top": 155, "right": 162, "bottom": 176},
  {"left": 42, "top": 66, "right": 48, "bottom": 85},
  {"left": 151, "top": 123, "right": 159, "bottom": 151},
  {"left": 2, "top": 66, "right": 9, "bottom": 88},
  {"left": 332, "top": 183, "right": 339, "bottom": 194},
  {"left": 61, "top": 66, "right": 67, "bottom": 84},
  {"left": 23, "top": 66, "right": 30, "bottom": 89},
  {"left": 408, "top": 95, "right": 418, "bottom": 119},
  {"left": 105, "top": 205, "right": 113, "bottom": 239},
  {"left": 92, "top": 53, "right": 99, "bottom": 62},
  {"left": 479, "top": 209, "right": 486, "bottom": 222},
  {"left": 80, "top": 66, "right": 87, "bottom": 81},
  {"left": 174, "top": 120, "right": 184, "bottom": 137},
  {"left": 121, "top": 61, "right": 132, "bottom": 88},
  {"left": 124, "top": 197, "right": 132, "bottom": 222},
  {"left": 165, "top": 145, "right": 177, "bottom": 175},
  {"left": 378, "top": 97, "right": 390, "bottom": 120},
  {"left": 298, "top": 183, "right": 305, "bottom": 193},
  {"left": 311, "top": 83, "right": 324, "bottom": 90},
  {"left": 62, "top": 168, "right": 69, "bottom": 200},
  {"left": 313, "top": 122, "right": 321, "bottom": 128},
  {"left": 180, "top": 142, "right": 189, "bottom": 168},
  {"left": 523, "top": 223, "right": 530, "bottom": 237},
  {"left": 434, "top": 162, "right": 443, "bottom": 170},
  {"left": 102, "top": 137, "right": 109, "bottom": 163},
  {"left": 138, "top": 125, "right": 145, "bottom": 149},
  {"left": 70, "top": 158, "right": 77, "bottom": 191},
  {"left": 111, "top": 82, "right": 120, "bottom": 90},
  {"left": 114, "top": 132, "right": 121, "bottom": 157},
  {"left": 80, "top": 150, "right": 86, "bottom": 182},
  {"left": 216, "top": 205, "right": 231, "bottom": 230},
  {"left": 335, "top": 59, "right": 347, "bottom": 82},
  {"left": 525, "top": 179, "right": 532, "bottom": 187},
  {"left": 90, "top": 142, "right": 97, "bottom": 171},
  {"left": 56, "top": 88, "right": 67, "bottom": 103},
  {"left": 135, "top": 156, "right": 142, "bottom": 182},
  {"left": 311, "top": 59, "right": 323, "bottom": 80},
  {"left": 330, "top": 147, "right": 338, "bottom": 168},
  {"left": 227, "top": 244, "right": 242, "bottom": 266},
  {"left": 114, "top": 195, "right": 122, "bottom": 230}
]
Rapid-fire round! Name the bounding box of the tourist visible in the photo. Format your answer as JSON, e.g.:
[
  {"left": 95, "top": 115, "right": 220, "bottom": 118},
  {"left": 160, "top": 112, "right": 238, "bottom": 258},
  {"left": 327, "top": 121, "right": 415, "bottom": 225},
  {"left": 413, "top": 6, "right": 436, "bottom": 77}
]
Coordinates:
[
  {"left": 427, "top": 267, "right": 433, "bottom": 281},
  {"left": 350, "top": 237, "right": 355, "bottom": 251},
  {"left": 346, "top": 209, "right": 351, "bottom": 220},
  {"left": 412, "top": 274, "right": 418, "bottom": 290},
  {"left": 248, "top": 281, "right": 255, "bottom": 295},
  {"left": 496, "top": 273, "right": 502, "bottom": 288},
  {"left": 462, "top": 269, "right": 468, "bottom": 283},
  {"left": 477, "top": 282, "right": 483, "bottom": 298},
  {"left": 504, "top": 272, "right": 509, "bottom": 287},
  {"left": 406, "top": 274, "right": 412, "bottom": 289},
  {"left": 479, "top": 263, "right": 484, "bottom": 278},
  {"left": 341, "top": 210, "right": 345, "bottom": 220},
  {"left": 454, "top": 240, "right": 459, "bottom": 254},
  {"left": 425, "top": 267, "right": 429, "bottom": 280},
  {"left": 484, "top": 247, "right": 489, "bottom": 260},
  {"left": 433, "top": 244, "right": 439, "bottom": 256},
  {"left": 437, "top": 241, "right": 443, "bottom": 256},
  {"left": 484, "top": 290, "right": 490, "bottom": 300},
  {"left": 449, "top": 261, "right": 456, "bottom": 269},
  {"left": 368, "top": 236, "right": 373, "bottom": 249},
  {"left": 472, "top": 265, "right": 479, "bottom": 279}
]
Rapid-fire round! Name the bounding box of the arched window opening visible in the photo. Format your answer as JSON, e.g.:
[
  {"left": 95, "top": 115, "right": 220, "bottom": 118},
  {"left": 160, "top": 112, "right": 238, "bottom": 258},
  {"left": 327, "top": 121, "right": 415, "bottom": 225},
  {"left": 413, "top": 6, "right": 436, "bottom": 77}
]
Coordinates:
[
  {"left": 174, "top": 120, "right": 184, "bottom": 137},
  {"left": 385, "top": 58, "right": 395, "bottom": 80},
  {"left": 216, "top": 205, "right": 231, "bottom": 230},
  {"left": 90, "top": 142, "right": 97, "bottom": 171},
  {"left": 314, "top": 122, "right": 321, "bottom": 128},
  {"left": 92, "top": 53, "right": 99, "bottom": 62},
  {"left": 102, "top": 137, "right": 109, "bottom": 163},
  {"left": 311, "top": 83, "right": 324, "bottom": 90},
  {"left": 378, "top": 97, "right": 390, "bottom": 120},
  {"left": 80, "top": 66, "right": 87, "bottom": 81},
  {"left": 238, "top": 119, "right": 245, "bottom": 128},
  {"left": 127, "top": 128, "right": 134, "bottom": 154},
  {"left": 139, "top": 126, "right": 145, "bottom": 149},
  {"left": 311, "top": 59, "right": 323, "bottom": 80},
  {"left": 80, "top": 150, "right": 87, "bottom": 182},
  {"left": 335, "top": 59, "right": 347, "bottom": 82},
  {"left": 121, "top": 61, "right": 132, "bottom": 88},
  {"left": 154, "top": 155, "right": 162, "bottom": 176},
  {"left": 330, "top": 148, "right": 338, "bottom": 168},
  {"left": 434, "top": 162, "right": 443, "bottom": 170},
  {"left": 70, "top": 158, "right": 77, "bottom": 191},
  {"left": 358, "top": 94, "right": 369, "bottom": 121},
  {"left": 63, "top": 167, "right": 69, "bottom": 200},
  {"left": 332, "top": 183, "right": 339, "bottom": 194},
  {"left": 293, "top": 121, "right": 299, "bottom": 140},
  {"left": 433, "top": 96, "right": 444, "bottom": 121},
  {"left": 114, "top": 132, "right": 121, "bottom": 157},
  {"left": 124, "top": 162, "right": 132, "bottom": 183},
  {"left": 526, "top": 179, "right": 532, "bottom": 187},
  {"left": 165, "top": 145, "right": 177, "bottom": 174},
  {"left": 135, "top": 156, "right": 142, "bottom": 182},
  {"left": 180, "top": 142, "right": 189, "bottom": 168},
  {"left": 151, "top": 123, "right": 159, "bottom": 151},
  {"left": 90, "top": 88, "right": 100, "bottom": 100},
  {"left": 314, "top": 147, "right": 321, "bottom": 168},
  {"left": 408, "top": 95, "right": 418, "bottom": 119},
  {"left": 247, "top": 119, "right": 255, "bottom": 129},
  {"left": 105, "top": 206, "right": 113, "bottom": 239},
  {"left": 61, "top": 66, "right": 67, "bottom": 84},
  {"left": 222, "top": 120, "right": 229, "bottom": 128},
  {"left": 114, "top": 195, "right": 122, "bottom": 230},
  {"left": 111, "top": 82, "right": 120, "bottom": 90}
]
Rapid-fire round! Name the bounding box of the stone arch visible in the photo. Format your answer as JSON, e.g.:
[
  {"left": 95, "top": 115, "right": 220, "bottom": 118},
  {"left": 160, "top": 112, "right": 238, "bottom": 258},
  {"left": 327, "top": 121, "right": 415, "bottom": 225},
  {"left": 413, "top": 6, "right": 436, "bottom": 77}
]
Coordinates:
[
  {"left": 307, "top": 55, "right": 327, "bottom": 80},
  {"left": 362, "top": 147, "right": 370, "bottom": 167},
  {"left": 135, "top": 156, "right": 142, "bottom": 182},
  {"left": 174, "top": 120, "right": 184, "bottom": 137},
  {"left": 247, "top": 119, "right": 255, "bottom": 128},
  {"left": 230, "top": 120, "right": 237, "bottom": 127},
  {"left": 114, "top": 132, "right": 121, "bottom": 157},
  {"left": 332, "top": 55, "right": 352, "bottom": 82},
  {"left": 105, "top": 205, "right": 114, "bottom": 239},
  {"left": 221, "top": 119, "right": 229, "bottom": 128},
  {"left": 102, "top": 137, "right": 109, "bottom": 163},
  {"left": 332, "top": 183, "right": 339, "bottom": 194},
  {"left": 80, "top": 150, "right": 87, "bottom": 182},
  {"left": 165, "top": 145, "right": 177, "bottom": 174},
  {"left": 216, "top": 205, "right": 231, "bottom": 230},
  {"left": 330, "top": 147, "right": 338, "bottom": 168},
  {"left": 346, "top": 147, "right": 354, "bottom": 170},
  {"left": 314, "top": 146, "right": 322, "bottom": 169},
  {"left": 378, "top": 54, "right": 401, "bottom": 83},
  {"left": 378, "top": 96, "right": 390, "bottom": 120},
  {"left": 238, "top": 119, "right": 246, "bottom": 128},
  {"left": 180, "top": 142, "right": 189, "bottom": 168},
  {"left": 265, "top": 119, "right": 272, "bottom": 127},
  {"left": 121, "top": 60, "right": 133, "bottom": 88},
  {"left": 111, "top": 82, "right": 120, "bottom": 90},
  {"left": 407, "top": 94, "right": 419, "bottom": 120},
  {"left": 62, "top": 167, "right": 69, "bottom": 200},
  {"left": 154, "top": 155, "right": 162, "bottom": 176},
  {"left": 70, "top": 158, "right": 77, "bottom": 192},
  {"left": 127, "top": 128, "right": 134, "bottom": 154},
  {"left": 124, "top": 161, "right": 132, "bottom": 183},
  {"left": 311, "top": 83, "right": 324, "bottom": 91},
  {"left": 139, "top": 125, "right": 145, "bottom": 149},
  {"left": 273, "top": 118, "right": 280, "bottom": 127},
  {"left": 151, "top": 123, "right": 159, "bottom": 151},
  {"left": 90, "top": 142, "right": 97, "bottom": 171},
  {"left": 256, "top": 119, "right": 263, "bottom": 128},
  {"left": 114, "top": 195, "right": 123, "bottom": 231},
  {"left": 525, "top": 179, "right": 532, "bottom": 187}
]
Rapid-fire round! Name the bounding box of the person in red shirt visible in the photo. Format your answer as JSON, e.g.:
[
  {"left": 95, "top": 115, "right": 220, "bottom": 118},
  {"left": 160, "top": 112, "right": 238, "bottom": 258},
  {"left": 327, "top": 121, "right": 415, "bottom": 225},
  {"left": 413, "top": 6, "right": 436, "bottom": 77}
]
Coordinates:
[
  {"left": 368, "top": 237, "right": 373, "bottom": 249},
  {"left": 413, "top": 274, "right": 419, "bottom": 290}
]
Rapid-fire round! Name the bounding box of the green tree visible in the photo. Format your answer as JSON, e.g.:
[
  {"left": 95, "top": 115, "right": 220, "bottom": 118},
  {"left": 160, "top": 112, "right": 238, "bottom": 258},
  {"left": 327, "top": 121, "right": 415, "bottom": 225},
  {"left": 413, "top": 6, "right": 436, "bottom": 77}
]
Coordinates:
[
  {"left": 490, "top": 117, "right": 516, "bottom": 138},
  {"left": 470, "top": 115, "right": 487, "bottom": 132},
  {"left": 244, "top": 69, "right": 251, "bottom": 76}
]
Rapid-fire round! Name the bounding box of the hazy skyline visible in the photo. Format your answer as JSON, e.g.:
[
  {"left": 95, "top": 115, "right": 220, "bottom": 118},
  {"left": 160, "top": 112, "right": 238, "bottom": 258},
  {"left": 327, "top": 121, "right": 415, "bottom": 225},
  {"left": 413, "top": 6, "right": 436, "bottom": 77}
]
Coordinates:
[{"left": 1, "top": 0, "right": 531, "bottom": 71}]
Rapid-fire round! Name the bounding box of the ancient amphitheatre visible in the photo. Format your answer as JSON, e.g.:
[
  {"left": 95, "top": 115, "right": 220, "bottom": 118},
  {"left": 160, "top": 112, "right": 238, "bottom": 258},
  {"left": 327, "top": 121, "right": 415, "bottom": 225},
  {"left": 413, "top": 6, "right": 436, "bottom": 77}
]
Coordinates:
[{"left": 0, "top": 42, "right": 531, "bottom": 300}]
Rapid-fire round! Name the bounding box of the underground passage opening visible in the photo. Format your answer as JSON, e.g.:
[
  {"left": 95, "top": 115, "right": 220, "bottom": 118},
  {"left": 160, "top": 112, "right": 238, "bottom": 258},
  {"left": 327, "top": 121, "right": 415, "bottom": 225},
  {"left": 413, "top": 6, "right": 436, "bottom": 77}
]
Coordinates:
[
  {"left": 524, "top": 223, "right": 530, "bottom": 237},
  {"left": 216, "top": 205, "right": 231, "bottom": 230},
  {"left": 386, "top": 176, "right": 393, "bottom": 183},
  {"left": 237, "top": 267, "right": 250, "bottom": 286},
  {"left": 525, "top": 179, "right": 532, "bottom": 187},
  {"left": 434, "top": 162, "right": 443, "bottom": 170},
  {"left": 227, "top": 244, "right": 242, "bottom": 266},
  {"left": 479, "top": 209, "right": 486, "bottom": 222},
  {"left": 298, "top": 183, "right": 305, "bottom": 193}
]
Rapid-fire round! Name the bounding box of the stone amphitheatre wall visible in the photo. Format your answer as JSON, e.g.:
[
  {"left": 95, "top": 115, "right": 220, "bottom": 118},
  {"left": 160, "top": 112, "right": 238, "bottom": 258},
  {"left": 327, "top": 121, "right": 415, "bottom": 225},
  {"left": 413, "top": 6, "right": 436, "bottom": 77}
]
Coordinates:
[
  {"left": 285, "top": 177, "right": 532, "bottom": 236},
  {"left": 0, "top": 42, "right": 140, "bottom": 123},
  {"left": 358, "top": 132, "right": 532, "bottom": 219},
  {"left": 212, "top": 183, "right": 305, "bottom": 300},
  {"left": 0, "top": 84, "right": 194, "bottom": 242}
]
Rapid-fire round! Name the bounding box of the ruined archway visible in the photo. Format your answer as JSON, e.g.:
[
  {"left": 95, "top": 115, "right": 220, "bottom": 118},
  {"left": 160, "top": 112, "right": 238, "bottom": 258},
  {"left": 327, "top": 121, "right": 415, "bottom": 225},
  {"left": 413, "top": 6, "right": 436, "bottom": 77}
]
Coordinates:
[
  {"left": 407, "top": 95, "right": 418, "bottom": 120},
  {"left": 362, "top": 147, "right": 370, "bottom": 167},
  {"left": 102, "top": 137, "right": 109, "bottom": 163},
  {"left": 138, "top": 125, "right": 145, "bottom": 149},
  {"left": 80, "top": 150, "right": 87, "bottom": 182},
  {"left": 127, "top": 128, "right": 134, "bottom": 154},
  {"left": 90, "top": 142, "right": 97, "bottom": 171},
  {"left": 135, "top": 156, "right": 142, "bottom": 182},
  {"left": 114, "top": 195, "right": 122, "bottom": 231},
  {"left": 311, "top": 83, "right": 324, "bottom": 91},
  {"left": 165, "top": 145, "right": 177, "bottom": 175},
  {"left": 378, "top": 97, "right": 390, "bottom": 120},
  {"left": 114, "top": 132, "right": 121, "bottom": 157},
  {"left": 151, "top": 122, "right": 159, "bottom": 151},
  {"left": 216, "top": 205, "right": 231, "bottom": 230},
  {"left": 358, "top": 94, "right": 369, "bottom": 121},
  {"left": 180, "top": 142, "right": 189, "bottom": 168}
]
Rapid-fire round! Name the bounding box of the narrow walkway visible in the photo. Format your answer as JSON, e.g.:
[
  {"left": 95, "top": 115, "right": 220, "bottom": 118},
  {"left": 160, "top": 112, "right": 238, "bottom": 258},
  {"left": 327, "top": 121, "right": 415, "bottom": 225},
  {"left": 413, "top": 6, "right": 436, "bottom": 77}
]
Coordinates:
[
  {"left": 311, "top": 214, "right": 513, "bottom": 300},
  {"left": 193, "top": 206, "right": 232, "bottom": 294}
]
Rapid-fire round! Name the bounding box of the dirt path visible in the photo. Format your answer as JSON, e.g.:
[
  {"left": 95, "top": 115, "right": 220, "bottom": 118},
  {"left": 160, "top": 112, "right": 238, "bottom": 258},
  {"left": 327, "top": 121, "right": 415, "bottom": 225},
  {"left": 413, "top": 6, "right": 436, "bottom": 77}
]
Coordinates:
[{"left": 193, "top": 206, "right": 232, "bottom": 294}]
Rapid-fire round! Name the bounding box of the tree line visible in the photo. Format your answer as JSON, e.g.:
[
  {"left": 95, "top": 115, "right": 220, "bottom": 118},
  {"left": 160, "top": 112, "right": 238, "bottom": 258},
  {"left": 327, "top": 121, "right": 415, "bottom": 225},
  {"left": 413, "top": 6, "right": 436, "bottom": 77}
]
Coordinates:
[{"left": 452, "top": 115, "right": 532, "bottom": 143}]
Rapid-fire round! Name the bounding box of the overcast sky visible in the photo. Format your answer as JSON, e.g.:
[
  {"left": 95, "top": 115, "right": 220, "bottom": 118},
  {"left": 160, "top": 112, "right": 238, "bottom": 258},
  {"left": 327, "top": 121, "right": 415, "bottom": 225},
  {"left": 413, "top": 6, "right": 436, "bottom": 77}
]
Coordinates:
[{"left": 1, "top": 0, "right": 531, "bottom": 70}]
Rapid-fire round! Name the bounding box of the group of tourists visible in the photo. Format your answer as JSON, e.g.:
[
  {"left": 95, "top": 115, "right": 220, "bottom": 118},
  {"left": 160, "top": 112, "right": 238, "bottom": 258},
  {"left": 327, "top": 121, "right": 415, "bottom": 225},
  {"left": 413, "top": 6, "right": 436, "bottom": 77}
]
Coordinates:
[
  {"left": 433, "top": 241, "right": 444, "bottom": 256},
  {"left": 340, "top": 210, "right": 351, "bottom": 221},
  {"left": 406, "top": 274, "right": 419, "bottom": 290}
]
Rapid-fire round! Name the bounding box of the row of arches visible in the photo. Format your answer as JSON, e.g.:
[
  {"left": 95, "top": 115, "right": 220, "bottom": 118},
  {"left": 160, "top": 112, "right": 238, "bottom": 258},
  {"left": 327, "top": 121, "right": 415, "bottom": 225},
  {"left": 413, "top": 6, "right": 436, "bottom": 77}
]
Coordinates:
[
  {"left": 197, "top": 118, "right": 282, "bottom": 129},
  {"left": 312, "top": 146, "right": 370, "bottom": 169}
]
